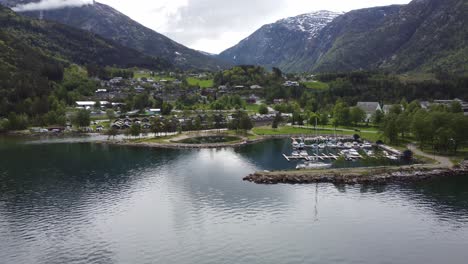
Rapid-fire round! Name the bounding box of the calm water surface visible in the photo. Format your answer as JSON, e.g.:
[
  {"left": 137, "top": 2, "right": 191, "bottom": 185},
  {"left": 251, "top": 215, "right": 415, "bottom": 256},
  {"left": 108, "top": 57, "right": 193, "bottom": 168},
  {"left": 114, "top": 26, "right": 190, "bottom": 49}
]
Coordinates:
[{"left": 1, "top": 138, "right": 468, "bottom": 264}]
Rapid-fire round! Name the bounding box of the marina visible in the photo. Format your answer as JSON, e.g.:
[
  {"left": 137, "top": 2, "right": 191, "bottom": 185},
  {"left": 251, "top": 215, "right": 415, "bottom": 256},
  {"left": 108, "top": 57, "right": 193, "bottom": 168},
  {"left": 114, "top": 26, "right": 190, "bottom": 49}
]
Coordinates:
[{"left": 286, "top": 137, "right": 403, "bottom": 169}]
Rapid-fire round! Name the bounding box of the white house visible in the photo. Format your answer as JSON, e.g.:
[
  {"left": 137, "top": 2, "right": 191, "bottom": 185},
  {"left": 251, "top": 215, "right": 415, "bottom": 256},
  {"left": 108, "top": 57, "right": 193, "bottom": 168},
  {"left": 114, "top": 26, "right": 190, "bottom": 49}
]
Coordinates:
[
  {"left": 283, "top": 81, "right": 299, "bottom": 87},
  {"left": 75, "top": 101, "right": 109, "bottom": 109},
  {"left": 357, "top": 102, "right": 382, "bottom": 121}
]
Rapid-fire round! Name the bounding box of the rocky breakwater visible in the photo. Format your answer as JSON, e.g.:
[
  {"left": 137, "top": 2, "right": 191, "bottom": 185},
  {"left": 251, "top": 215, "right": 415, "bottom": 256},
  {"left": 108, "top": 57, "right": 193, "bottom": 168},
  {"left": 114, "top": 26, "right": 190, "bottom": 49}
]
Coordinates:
[{"left": 244, "top": 162, "right": 468, "bottom": 185}]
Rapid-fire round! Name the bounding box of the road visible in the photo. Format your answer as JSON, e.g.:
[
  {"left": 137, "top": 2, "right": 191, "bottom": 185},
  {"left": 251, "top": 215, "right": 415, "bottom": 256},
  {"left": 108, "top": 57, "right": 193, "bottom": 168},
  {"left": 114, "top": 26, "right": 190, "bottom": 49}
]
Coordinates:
[{"left": 408, "top": 144, "right": 454, "bottom": 168}]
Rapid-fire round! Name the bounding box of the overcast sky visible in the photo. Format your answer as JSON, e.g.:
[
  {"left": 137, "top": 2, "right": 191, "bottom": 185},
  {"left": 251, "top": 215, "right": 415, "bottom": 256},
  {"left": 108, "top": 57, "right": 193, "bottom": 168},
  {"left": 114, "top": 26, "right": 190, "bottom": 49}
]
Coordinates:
[{"left": 15, "top": 0, "right": 412, "bottom": 53}]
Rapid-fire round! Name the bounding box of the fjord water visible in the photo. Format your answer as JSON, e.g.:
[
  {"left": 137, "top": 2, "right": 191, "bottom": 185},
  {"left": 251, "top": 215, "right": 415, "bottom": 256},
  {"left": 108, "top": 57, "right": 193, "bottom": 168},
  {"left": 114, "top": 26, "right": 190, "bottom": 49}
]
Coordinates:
[{"left": 1, "top": 139, "right": 468, "bottom": 264}]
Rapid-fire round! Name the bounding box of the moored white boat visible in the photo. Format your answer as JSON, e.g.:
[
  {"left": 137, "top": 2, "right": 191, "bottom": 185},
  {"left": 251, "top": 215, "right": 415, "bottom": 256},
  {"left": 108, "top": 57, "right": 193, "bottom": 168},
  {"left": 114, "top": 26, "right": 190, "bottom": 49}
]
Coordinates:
[{"left": 296, "top": 161, "right": 332, "bottom": 170}]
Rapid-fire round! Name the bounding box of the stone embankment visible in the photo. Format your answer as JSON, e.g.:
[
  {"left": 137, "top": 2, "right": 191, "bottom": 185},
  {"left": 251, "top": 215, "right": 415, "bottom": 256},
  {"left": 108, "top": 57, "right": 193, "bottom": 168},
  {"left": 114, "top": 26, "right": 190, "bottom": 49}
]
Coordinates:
[{"left": 243, "top": 162, "right": 468, "bottom": 185}]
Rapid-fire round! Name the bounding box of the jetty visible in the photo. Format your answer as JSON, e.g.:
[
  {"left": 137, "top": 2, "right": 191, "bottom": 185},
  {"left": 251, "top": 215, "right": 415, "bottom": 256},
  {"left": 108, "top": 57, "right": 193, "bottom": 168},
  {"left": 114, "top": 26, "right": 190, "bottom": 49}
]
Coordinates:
[
  {"left": 243, "top": 161, "right": 468, "bottom": 185},
  {"left": 283, "top": 153, "right": 339, "bottom": 161}
]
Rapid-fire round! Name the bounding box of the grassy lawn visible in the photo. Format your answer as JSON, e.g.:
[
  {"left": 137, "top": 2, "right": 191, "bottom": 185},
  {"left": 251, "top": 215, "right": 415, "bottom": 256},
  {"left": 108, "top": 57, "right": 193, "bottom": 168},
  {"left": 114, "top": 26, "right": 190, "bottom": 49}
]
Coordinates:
[
  {"left": 187, "top": 77, "right": 214, "bottom": 88},
  {"left": 303, "top": 124, "right": 379, "bottom": 133},
  {"left": 302, "top": 81, "right": 329, "bottom": 90},
  {"left": 244, "top": 104, "right": 261, "bottom": 113},
  {"left": 130, "top": 135, "right": 178, "bottom": 143}
]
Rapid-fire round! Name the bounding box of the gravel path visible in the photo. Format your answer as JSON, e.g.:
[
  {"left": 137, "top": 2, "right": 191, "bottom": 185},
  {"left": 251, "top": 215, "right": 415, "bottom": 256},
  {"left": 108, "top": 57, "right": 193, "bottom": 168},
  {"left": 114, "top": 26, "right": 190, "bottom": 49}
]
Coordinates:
[{"left": 408, "top": 144, "right": 454, "bottom": 168}]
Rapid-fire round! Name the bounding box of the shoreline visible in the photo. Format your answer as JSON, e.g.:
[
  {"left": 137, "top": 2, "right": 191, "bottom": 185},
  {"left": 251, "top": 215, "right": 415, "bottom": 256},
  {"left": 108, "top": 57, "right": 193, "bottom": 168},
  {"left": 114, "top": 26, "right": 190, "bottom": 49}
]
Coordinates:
[
  {"left": 98, "top": 135, "right": 281, "bottom": 149},
  {"left": 243, "top": 162, "right": 468, "bottom": 185},
  {"left": 4, "top": 132, "right": 465, "bottom": 184}
]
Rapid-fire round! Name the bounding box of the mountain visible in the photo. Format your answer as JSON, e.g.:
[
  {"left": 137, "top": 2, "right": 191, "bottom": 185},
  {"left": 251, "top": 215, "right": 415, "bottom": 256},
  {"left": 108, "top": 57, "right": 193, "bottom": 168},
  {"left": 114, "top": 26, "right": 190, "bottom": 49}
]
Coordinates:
[
  {"left": 220, "top": 0, "right": 467, "bottom": 74},
  {"left": 0, "top": 5, "right": 170, "bottom": 70},
  {"left": 0, "top": 0, "right": 229, "bottom": 71},
  {"left": 311, "top": 0, "right": 467, "bottom": 74},
  {"left": 218, "top": 11, "right": 341, "bottom": 72},
  {"left": 303, "top": 5, "right": 403, "bottom": 72},
  {"left": 0, "top": 4, "right": 172, "bottom": 116}
]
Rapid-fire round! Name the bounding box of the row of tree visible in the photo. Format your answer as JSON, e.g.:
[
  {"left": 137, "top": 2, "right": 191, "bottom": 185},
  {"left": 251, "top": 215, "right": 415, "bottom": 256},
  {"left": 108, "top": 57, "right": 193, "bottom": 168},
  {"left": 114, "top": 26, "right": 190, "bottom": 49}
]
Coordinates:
[{"left": 379, "top": 100, "right": 468, "bottom": 153}]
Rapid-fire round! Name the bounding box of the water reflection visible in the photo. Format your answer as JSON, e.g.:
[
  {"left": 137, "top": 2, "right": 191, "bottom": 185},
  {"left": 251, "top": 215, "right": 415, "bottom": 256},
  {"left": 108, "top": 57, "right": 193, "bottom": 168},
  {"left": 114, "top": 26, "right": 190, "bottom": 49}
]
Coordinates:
[{"left": 0, "top": 139, "right": 468, "bottom": 264}]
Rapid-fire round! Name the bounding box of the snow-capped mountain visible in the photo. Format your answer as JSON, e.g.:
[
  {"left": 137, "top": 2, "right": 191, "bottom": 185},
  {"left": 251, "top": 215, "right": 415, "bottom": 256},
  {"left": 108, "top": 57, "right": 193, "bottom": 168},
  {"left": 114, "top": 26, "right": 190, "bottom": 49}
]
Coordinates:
[
  {"left": 277, "top": 11, "right": 342, "bottom": 39},
  {"left": 218, "top": 11, "right": 341, "bottom": 71}
]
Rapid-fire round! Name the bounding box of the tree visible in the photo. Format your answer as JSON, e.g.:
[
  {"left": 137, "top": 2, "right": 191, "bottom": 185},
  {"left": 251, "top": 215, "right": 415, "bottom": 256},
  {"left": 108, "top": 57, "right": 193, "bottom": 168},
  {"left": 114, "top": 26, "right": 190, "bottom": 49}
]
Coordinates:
[
  {"left": 258, "top": 104, "right": 268, "bottom": 115},
  {"left": 106, "top": 109, "right": 116, "bottom": 121},
  {"left": 333, "top": 102, "right": 351, "bottom": 126},
  {"left": 194, "top": 116, "right": 202, "bottom": 131},
  {"left": 381, "top": 113, "right": 399, "bottom": 144},
  {"left": 151, "top": 117, "right": 163, "bottom": 136},
  {"left": 308, "top": 113, "right": 319, "bottom": 127},
  {"left": 239, "top": 114, "right": 253, "bottom": 131},
  {"left": 350, "top": 107, "right": 366, "bottom": 125},
  {"left": 161, "top": 102, "right": 173, "bottom": 115},
  {"left": 272, "top": 67, "right": 283, "bottom": 80},
  {"left": 292, "top": 112, "right": 304, "bottom": 125},
  {"left": 411, "top": 110, "right": 433, "bottom": 149},
  {"left": 134, "top": 93, "right": 149, "bottom": 111},
  {"left": 72, "top": 109, "right": 90, "bottom": 129},
  {"left": 450, "top": 115, "right": 468, "bottom": 153},
  {"left": 229, "top": 111, "right": 253, "bottom": 131},
  {"left": 106, "top": 127, "right": 118, "bottom": 140},
  {"left": 396, "top": 112, "right": 411, "bottom": 139},
  {"left": 389, "top": 104, "right": 402, "bottom": 115},
  {"left": 94, "top": 101, "right": 101, "bottom": 109},
  {"left": 130, "top": 124, "right": 141, "bottom": 138},
  {"left": 6, "top": 113, "right": 29, "bottom": 131},
  {"left": 318, "top": 112, "right": 329, "bottom": 126},
  {"left": 449, "top": 101, "right": 463, "bottom": 113},
  {"left": 372, "top": 110, "right": 384, "bottom": 125},
  {"left": 272, "top": 113, "right": 282, "bottom": 129}
]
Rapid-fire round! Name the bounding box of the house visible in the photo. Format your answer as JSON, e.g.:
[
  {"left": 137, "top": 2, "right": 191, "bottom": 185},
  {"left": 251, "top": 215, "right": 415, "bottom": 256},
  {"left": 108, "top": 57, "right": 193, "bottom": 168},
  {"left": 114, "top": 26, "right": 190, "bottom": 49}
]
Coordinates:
[
  {"left": 134, "top": 86, "right": 145, "bottom": 93},
  {"left": 429, "top": 99, "right": 468, "bottom": 116},
  {"left": 356, "top": 102, "right": 382, "bottom": 121},
  {"left": 75, "top": 101, "right": 109, "bottom": 110},
  {"left": 95, "top": 89, "right": 107, "bottom": 94},
  {"left": 283, "top": 81, "right": 299, "bottom": 87},
  {"left": 109, "top": 77, "right": 123, "bottom": 84},
  {"left": 247, "top": 95, "right": 257, "bottom": 104},
  {"left": 420, "top": 101, "right": 431, "bottom": 109},
  {"left": 382, "top": 105, "right": 403, "bottom": 114},
  {"left": 147, "top": 109, "right": 161, "bottom": 115},
  {"left": 234, "top": 85, "right": 245, "bottom": 89},
  {"left": 274, "top": 99, "right": 285, "bottom": 104},
  {"left": 96, "top": 125, "right": 104, "bottom": 132},
  {"left": 250, "top": 85, "right": 263, "bottom": 90}
]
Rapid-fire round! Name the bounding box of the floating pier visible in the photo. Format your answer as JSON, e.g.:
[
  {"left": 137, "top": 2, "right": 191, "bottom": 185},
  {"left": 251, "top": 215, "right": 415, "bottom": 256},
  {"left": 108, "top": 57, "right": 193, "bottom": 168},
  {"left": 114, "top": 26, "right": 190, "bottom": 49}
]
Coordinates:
[{"left": 283, "top": 153, "right": 339, "bottom": 162}]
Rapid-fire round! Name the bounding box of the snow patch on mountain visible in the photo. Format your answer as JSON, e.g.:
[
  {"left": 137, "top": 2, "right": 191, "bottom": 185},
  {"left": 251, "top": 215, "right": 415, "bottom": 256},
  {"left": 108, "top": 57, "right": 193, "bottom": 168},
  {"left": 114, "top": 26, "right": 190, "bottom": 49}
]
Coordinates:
[{"left": 277, "top": 10, "right": 342, "bottom": 38}]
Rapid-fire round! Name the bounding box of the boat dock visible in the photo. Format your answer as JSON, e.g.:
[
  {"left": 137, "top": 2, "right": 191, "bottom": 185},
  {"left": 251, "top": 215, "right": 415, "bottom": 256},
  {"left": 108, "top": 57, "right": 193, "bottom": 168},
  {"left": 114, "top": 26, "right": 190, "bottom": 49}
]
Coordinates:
[
  {"left": 283, "top": 153, "right": 339, "bottom": 161},
  {"left": 378, "top": 145, "right": 402, "bottom": 156}
]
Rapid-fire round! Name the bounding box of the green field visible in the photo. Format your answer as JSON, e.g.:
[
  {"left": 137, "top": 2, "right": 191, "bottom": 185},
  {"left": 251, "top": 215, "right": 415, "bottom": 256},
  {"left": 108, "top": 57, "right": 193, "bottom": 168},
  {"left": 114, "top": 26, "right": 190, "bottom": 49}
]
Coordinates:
[
  {"left": 244, "top": 104, "right": 261, "bottom": 112},
  {"left": 302, "top": 81, "right": 329, "bottom": 90},
  {"left": 187, "top": 77, "right": 214, "bottom": 88}
]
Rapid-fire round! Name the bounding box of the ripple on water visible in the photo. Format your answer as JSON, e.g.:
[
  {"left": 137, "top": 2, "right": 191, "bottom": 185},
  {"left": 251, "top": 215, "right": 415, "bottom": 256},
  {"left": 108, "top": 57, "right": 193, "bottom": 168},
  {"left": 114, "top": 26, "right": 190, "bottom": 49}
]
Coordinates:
[{"left": 1, "top": 141, "right": 468, "bottom": 264}]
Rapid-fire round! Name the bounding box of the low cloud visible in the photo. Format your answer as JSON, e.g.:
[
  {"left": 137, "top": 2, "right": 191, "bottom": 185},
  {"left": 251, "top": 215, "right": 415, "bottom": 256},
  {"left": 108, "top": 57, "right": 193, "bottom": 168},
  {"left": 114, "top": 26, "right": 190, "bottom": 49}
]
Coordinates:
[{"left": 13, "top": 0, "right": 93, "bottom": 12}]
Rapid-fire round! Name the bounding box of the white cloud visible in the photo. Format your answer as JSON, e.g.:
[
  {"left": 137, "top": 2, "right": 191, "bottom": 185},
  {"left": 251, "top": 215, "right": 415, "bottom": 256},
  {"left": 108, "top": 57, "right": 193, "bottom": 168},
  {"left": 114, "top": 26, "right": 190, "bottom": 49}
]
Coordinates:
[
  {"left": 98, "top": 0, "right": 411, "bottom": 53},
  {"left": 13, "top": 0, "right": 93, "bottom": 12},
  {"left": 14, "top": 0, "right": 412, "bottom": 53}
]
